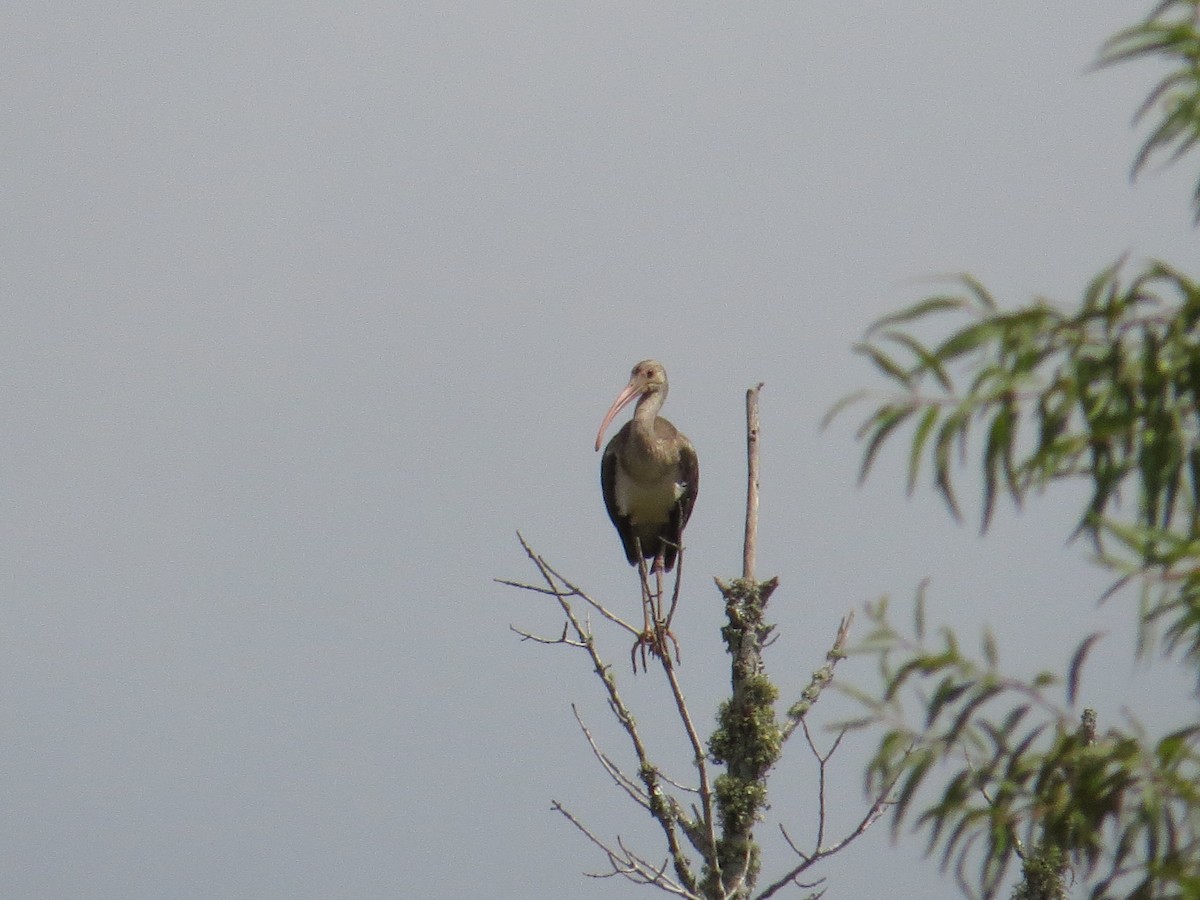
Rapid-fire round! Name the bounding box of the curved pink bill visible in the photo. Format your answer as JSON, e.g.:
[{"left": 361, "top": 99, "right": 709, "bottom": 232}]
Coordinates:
[{"left": 594, "top": 381, "right": 642, "bottom": 451}]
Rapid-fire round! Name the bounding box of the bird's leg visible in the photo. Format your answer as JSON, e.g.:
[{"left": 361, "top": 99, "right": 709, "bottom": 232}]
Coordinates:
[
  {"left": 640, "top": 556, "right": 655, "bottom": 638},
  {"left": 630, "top": 539, "right": 653, "bottom": 673},
  {"left": 627, "top": 539, "right": 682, "bottom": 671},
  {"left": 660, "top": 545, "right": 684, "bottom": 665},
  {"left": 655, "top": 555, "right": 664, "bottom": 620},
  {"left": 649, "top": 548, "right": 681, "bottom": 665},
  {"left": 664, "top": 543, "right": 684, "bottom": 632}
]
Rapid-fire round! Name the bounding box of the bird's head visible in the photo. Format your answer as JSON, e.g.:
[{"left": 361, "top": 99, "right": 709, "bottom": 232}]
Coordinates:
[
  {"left": 594, "top": 360, "right": 670, "bottom": 451},
  {"left": 628, "top": 359, "right": 668, "bottom": 395}
]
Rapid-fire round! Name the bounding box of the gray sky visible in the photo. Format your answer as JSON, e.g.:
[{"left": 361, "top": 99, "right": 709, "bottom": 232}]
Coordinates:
[{"left": 4, "top": 2, "right": 1197, "bottom": 898}]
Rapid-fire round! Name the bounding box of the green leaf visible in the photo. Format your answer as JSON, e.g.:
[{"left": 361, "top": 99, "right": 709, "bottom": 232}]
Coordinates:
[
  {"left": 914, "top": 579, "right": 929, "bottom": 641},
  {"left": 907, "top": 406, "right": 941, "bottom": 495},
  {"left": 882, "top": 329, "right": 955, "bottom": 392},
  {"left": 855, "top": 341, "right": 912, "bottom": 388},
  {"left": 960, "top": 273, "right": 998, "bottom": 310},
  {"left": 866, "top": 295, "right": 967, "bottom": 335},
  {"left": 982, "top": 401, "right": 1016, "bottom": 531},
  {"left": 981, "top": 628, "right": 998, "bottom": 669},
  {"left": 927, "top": 677, "right": 972, "bottom": 727},
  {"left": 1155, "top": 725, "right": 1199, "bottom": 766},
  {"left": 933, "top": 321, "right": 999, "bottom": 363},
  {"left": 892, "top": 748, "right": 937, "bottom": 836},
  {"left": 820, "top": 389, "right": 869, "bottom": 430},
  {"left": 1067, "top": 632, "right": 1104, "bottom": 706},
  {"left": 934, "top": 412, "right": 966, "bottom": 521},
  {"left": 858, "top": 405, "right": 915, "bottom": 484}
]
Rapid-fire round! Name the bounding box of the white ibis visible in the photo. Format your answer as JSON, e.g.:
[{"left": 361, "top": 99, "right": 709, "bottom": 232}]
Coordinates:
[{"left": 594, "top": 360, "right": 699, "bottom": 580}]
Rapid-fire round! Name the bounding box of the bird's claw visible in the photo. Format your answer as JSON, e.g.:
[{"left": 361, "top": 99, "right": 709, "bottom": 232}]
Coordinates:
[{"left": 630, "top": 621, "right": 681, "bottom": 673}]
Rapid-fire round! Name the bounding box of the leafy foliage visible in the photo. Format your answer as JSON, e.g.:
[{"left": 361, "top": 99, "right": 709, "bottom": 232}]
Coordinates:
[
  {"left": 836, "top": 264, "right": 1200, "bottom": 896},
  {"left": 832, "top": 5, "right": 1200, "bottom": 897},
  {"left": 845, "top": 595, "right": 1200, "bottom": 898},
  {"left": 1098, "top": 0, "right": 1200, "bottom": 222},
  {"left": 839, "top": 262, "right": 1200, "bottom": 667}
]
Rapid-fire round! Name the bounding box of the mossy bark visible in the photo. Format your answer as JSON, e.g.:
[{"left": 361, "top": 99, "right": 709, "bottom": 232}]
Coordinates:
[{"left": 703, "top": 575, "right": 781, "bottom": 899}]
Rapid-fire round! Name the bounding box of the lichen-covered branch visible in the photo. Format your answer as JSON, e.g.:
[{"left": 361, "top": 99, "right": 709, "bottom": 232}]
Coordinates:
[
  {"left": 708, "top": 575, "right": 781, "bottom": 897},
  {"left": 701, "top": 383, "right": 782, "bottom": 898},
  {"left": 782, "top": 613, "right": 854, "bottom": 743}
]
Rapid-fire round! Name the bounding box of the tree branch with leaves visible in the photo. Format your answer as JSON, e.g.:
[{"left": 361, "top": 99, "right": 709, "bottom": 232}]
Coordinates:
[{"left": 827, "top": 6, "right": 1200, "bottom": 895}]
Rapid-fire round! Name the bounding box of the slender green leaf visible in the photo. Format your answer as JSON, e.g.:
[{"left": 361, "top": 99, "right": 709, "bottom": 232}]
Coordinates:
[
  {"left": 982, "top": 628, "right": 998, "bottom": 669},
  {"left": 882, "top": 329, "right": 955, "bottom": 392},
  {"left": 821, "top": 389, "right": 869, "bottom": 430},
  {"left": 867, "top": 295, "right": 967, "bottom": 335},
  {"left": 982, "top": 402, "right": 1015, "bottom": 531},
  {"left": 1067, "top": 632, "right": 1105, "bottom": 705},
  {"left": 907, "top": 405, "right": 941, "bottom": 495},
  {"left": 960, "top": 273, "right": 998, "bottom": 310},
  {"left": 855, "top": 342, "right": 912, "bottom": 387},
  {"left": 858, "top": 405, "right": 914, "bottom": 484},
  {"left": 934, "top": 413, "right": 966, "bottom": 521}
]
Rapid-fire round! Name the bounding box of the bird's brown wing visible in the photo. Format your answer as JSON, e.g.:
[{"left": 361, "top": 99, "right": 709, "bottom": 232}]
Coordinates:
[
  {"left": 663, "top": 437, "right": 699, "bottom": 571},
  {"left": 600, "top": 430, "right": 641, "bottom": 565}
]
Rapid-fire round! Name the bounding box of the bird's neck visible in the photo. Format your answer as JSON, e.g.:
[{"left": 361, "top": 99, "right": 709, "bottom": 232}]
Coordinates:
[{"left": 629, "top": 392, "right": 666, "bottom": 454}]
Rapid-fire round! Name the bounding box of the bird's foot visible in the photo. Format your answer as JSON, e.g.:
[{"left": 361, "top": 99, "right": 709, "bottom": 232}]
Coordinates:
[{"left": 629, "top": 621, "right": 681, "bottom": 674}]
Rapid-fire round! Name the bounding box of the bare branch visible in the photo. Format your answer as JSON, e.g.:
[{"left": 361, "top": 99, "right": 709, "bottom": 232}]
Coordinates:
[
  {"left": 510, "top": 532, "right": 701, "bottom": 894},
  {"left": 509, "top": 622, "right": 589, "bottom": 648},
  {"left": 504, "top": 534, "right": 644, "bottom": 640},
  {"left": 655, "top": 632, "right": 718, "bottom": 867},
  {"left": 664, "top": 541, "right": 687, "bottom": 635},
  {"left": 657, "top": 770, "right": 701, "bottom": 795},
  {"left": 744, "top": 383, "right": 764, "bottom": 582},
  {"left": 782, "top": 613, "right": 855, "bottom": 742},
  {"left": 552, "top": 801, "right": 703, "bottom": 899},
  {"left": 571, "top": 704, "right": 651, "bottom": 811},
  {"left": 778, "top": 824, "right": 810, "bottom": 864},
  {"left": 755, "top": 751, "right": 900, "bottom": 900},
  {"left": 494, "top": 577, "right": 579, "bottom": 595},
  {"left": 536, "top": 551, "right": 644, "bottom": 638}
]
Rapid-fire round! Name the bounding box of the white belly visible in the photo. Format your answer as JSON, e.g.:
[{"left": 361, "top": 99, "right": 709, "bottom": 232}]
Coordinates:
[{"left": 615, "top": 468, "right": 683, "bottom": 525}]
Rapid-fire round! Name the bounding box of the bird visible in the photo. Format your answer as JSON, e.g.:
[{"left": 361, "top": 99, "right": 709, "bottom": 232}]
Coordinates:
[{"left": 594, "top": 360, "right": 699, "bottom": 660}]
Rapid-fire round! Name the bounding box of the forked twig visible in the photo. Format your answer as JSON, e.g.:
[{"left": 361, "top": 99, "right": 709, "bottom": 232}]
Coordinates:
[
  {"left": 571, "top": 704, "right": 650, "bottom": 811},
  {"left": 755, "top": 749, "right": 902, "bottom": 900},
  {"left": 509, "top": 622, "right": 588, "bottom": 648},
  {"left": 501, "top": 549, "right": 643, "bottom": 639},
  {"left": 551, "top": 801, "right": 703, "bottom": 899}
]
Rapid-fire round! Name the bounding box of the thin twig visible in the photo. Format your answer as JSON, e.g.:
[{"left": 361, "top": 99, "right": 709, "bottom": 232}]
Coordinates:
[
  {"left": 664, "top": 542, "right": 686, "bottom": 634},
  {"left": 778, "top": 824, "right": 809, "bottom": 863},
  {"left": 755, "top": 755, "right": 902, "bottom": 900},
  {"left": 498, "top": 568, "right": 640, "bottom": 639},
  {"left": 800, "top": 719, "right": 848, "bottom": 853},
  {"left": 538, "top": 554, "right": 644, "bottom": 639},
  {"left": 656, "top": 629, "right": 718, "bottom": 868},
  {"left": 551, "top": 801, "right": 702, "bottom": 899},
  {"left": 494, "top": 577, "right": 581, "bottom": 596},
  {"left": 509, "top": 623, "right": 588, "bottom": 648},
  {"left": 571, "top": 704, "right": 650, "bottom": 811}
]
